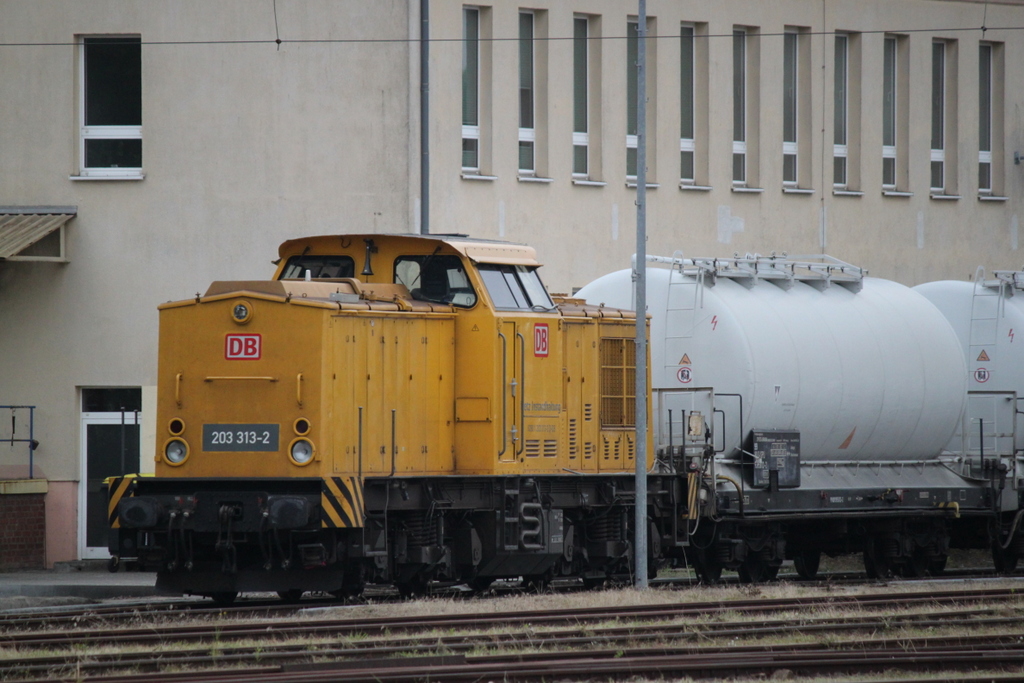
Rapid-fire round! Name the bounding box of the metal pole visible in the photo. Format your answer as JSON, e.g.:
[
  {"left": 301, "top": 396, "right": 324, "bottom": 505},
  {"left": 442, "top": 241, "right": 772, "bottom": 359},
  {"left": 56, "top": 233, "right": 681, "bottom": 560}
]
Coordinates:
[
  {"left": 419, "top": 0, "right": 430, "bottom": 234},
  {"left": 633, "top": 0, "right": 649, "bottom": 589}
]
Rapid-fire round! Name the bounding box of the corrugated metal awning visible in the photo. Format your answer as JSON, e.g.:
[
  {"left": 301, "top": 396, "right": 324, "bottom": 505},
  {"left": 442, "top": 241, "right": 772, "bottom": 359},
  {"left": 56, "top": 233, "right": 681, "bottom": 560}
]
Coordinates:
[{"left": 0, "top": 206, "right": 76, "bottom": 261}]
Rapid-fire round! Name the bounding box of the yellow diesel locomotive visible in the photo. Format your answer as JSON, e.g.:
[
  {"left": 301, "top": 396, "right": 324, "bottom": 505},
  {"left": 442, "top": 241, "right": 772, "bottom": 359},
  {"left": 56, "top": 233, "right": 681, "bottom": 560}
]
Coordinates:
[{"left": 109, "top": 233, "right": 677, "bottom": 600}]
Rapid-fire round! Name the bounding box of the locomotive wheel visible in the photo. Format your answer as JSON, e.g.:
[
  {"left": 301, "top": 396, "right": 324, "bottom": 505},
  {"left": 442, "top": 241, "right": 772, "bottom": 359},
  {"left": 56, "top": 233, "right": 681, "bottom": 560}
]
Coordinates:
[
  {"left": 692, "top": 548, "right": 723, "bottom": 584},
  {"left": 277, "top": 589, "right": 303, "bottom": 603},
  {"left": 209, "top": 592, "right": 238, "bottom": 606},
  {"left": 738, "top": 556, "right": 779, "bottom": 584},
  {"left": 793, "top": 550, "right": 821, "bottom": 580},
  {"left": 898, "top": 551, "right": 930, "bottom": 578}
]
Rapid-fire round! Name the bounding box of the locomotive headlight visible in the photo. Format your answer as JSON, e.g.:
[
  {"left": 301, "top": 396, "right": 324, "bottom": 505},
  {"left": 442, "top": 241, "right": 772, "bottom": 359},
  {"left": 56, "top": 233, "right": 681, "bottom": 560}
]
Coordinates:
[
  {"left": 289, "top": 438, "right": 315, "bottom": 466},
  {"left": 231, "top": 300, "right": 253, "bottom": 324},
  {"left": 164, "top": 438, "right": 190, "bottom": 466}
]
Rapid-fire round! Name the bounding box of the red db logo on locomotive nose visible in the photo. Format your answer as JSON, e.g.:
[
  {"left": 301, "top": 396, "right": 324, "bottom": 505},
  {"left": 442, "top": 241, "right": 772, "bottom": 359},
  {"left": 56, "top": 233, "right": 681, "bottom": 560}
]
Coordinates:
[
  {"left": 225, "top": 334, "right": 262, "bottom": 360},
  {"left": 534, "top": 323, "right": 549, "bottom": 357}
]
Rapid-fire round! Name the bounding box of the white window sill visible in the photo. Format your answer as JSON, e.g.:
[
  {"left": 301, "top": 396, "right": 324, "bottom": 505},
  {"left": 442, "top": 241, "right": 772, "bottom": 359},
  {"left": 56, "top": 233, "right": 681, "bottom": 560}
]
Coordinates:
[
  {"left": 572, "top": 178, "right": 606, "bottom": 187},
  {"left": 680, "top": 183, "right": 712, "bottom": 192},
  {"left": 978, "top": 194, "right": 1008, "bottom": 202},
  {"left": 882, "top": 190, "right": 913, "bottom": 198},
  {"left": 783, "top": 187, "right": 815, "bottom": 195},
  {"left": 461, "top": 173, "right": 497, "bottom": 182},
  {"left": 70, "top": 173, "right": 145, "bottom": 181},
  {"left": 518, "top": 175, "right": 554, "bottom": 184},
  {"left": 929, "top": 193, "right": 961, "bottom": 201},
  {"left": 832, "top": 189, "right": 864, "bottom": 197},
  {"left": 626, "top": 181, "right": 660, "bottom": 189},
  {"left": 731, "top": 186, "right": 764, "bottom": 194}
]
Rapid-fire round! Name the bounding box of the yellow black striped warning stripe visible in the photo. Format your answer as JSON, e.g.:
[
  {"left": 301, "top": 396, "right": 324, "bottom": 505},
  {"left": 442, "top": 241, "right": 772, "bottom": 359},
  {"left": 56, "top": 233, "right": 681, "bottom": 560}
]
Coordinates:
[
  {"left": 321, "top": 476, "right": 365, "bottom": 528},
  {"left": 106, "top": 475, "right": 135, "bottom": 529}
]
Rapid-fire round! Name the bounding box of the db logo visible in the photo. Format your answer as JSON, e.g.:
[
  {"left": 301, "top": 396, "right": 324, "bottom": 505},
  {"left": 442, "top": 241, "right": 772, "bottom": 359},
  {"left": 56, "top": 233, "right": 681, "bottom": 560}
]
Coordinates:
[
  {"left": 225, "top": 334, "right": 261, "bottom": 360},
  {"left": 534, "top": 323, "right": 549, "bottom": 357}
]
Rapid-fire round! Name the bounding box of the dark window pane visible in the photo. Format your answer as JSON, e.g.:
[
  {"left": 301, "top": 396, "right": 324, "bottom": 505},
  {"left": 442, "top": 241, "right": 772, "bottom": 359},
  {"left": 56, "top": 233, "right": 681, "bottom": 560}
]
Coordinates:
[
  {"left": 883, "top": 157, "right": 896, "bottom": 186},
  {"left": 733, "top": 152, "right": 745, "bottom": 183},
  {"left": 834, "top": 35, "right": 848, "bottom": 145},
  {"left": 627, "top": 21, "right": 638, "bottom": 136},
  {"left": 626, "top": 146, "right": 637, "bottom": 177},
  {"left": 84, "top": 37, "right": 141, "bottom": 126},
  {"left": 681, "top": 150, "right": 694, "bottom": 181},
  {"left": 519, "top": 141, "right": 534, "bottom": 171},
  {"left": 519, "top": 13, "right": 534, "bottom": 129},
  {"left": 462, "top": 138, "right": 478, "bottom": 169},
  {"left": 931, "top": 42, "right": 944, "bottom": 151},
  {"left": 883, "top": 37, "right": 896, "bottom": 148},
  {"left": 395, "top": 255, "right": 476, "bottom": 307},
  {"left": 85, "top": 138, "right": 142, "bottom": 168},
  {"left": 783, "top": 33, "right": 797, "bottom": 144},
  {"left": 573, "top": 144, "right": 588, "bottom": 175},
  {"left": 783, "top": 154, "right": 797, "bottom": 183},
  {"left": 979, "top": 45, "right": 992, "bottom": 152},
  {"left": 979, "top": 162, "right": 991, "bottom": 191},
  {"left": 573, "top": 18, "right": 588, "bottom": 133},
  {"left": 833, "top": 156, "right": 847, "bottom": 186},
  {"left": 281, "top": 255, "right": 355, "bottom": 279},
  {"left": 931, "top": 160, "right": 944, "bottom": 190},
  {"left": 680, "top": 26, "right": 694, "bottom": 139},
  {"left": 462, "top": 9, "right": 479, "bottom": 127},
  {"left": 83, "top": 387, "right": 142, "bottom": 413},
  {"left": 733, "top": 30, "right": 745, "bottom": 143}
]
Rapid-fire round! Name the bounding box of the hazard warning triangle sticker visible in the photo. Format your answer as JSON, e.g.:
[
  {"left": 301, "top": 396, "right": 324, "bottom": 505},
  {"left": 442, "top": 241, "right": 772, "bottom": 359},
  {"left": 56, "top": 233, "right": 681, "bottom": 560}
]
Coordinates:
[
  {"left": 678, "top": 354, "right": 691, "bottom": 365},
  {"left": 977, "top": 350, "right": 990, "bottom": 362}
]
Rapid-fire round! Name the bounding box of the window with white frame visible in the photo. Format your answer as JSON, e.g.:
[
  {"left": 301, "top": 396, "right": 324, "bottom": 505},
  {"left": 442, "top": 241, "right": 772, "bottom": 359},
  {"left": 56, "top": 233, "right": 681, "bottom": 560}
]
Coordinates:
[
  {"left": 930, "top": 41, "right": 946, "bottom": 192},
  {"left": 518, "top": 11, "right": 535, "bottom": 174},
  {"left": 680, "top": 24, "right": 695, "bottom": 183},
  {"left": 833, "top": 34, "right": 848, "bottom": 188},
  {"left": 572, "top": 16, "right": 589, "bottom": 177},
  {"left": 978, "top": 43, "right": 993, "bottom": 193},
  {"left": 626, "top": 20, "right": 639, "bottom": 178},
  {"left": 462, "top": 7, "right": 480, "bottom": 172},
  {"left": 732, "top": 28, "right": 747, "bottom": 184},
  {"left": 79, "top": 36, "right": 142, "bottom": 178},
  {"left": 882, "top": 36, "right": 897, "bottom": 189}
]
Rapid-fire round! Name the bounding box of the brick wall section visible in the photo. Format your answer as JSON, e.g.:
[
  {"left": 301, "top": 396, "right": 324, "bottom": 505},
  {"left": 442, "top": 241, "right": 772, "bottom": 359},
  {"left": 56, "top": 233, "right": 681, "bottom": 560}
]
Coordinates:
[{"left": 0, "top": 493, "right": 46, "bottom": 570}]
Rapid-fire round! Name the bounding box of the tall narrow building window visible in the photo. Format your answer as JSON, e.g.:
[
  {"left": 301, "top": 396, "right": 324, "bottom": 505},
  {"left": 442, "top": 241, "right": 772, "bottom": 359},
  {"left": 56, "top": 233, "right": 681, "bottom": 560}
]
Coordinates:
[
  {"left": 680, "top": 24, "right": 695, "bottom": 183},
  {"left": 572, "top": 17, "right": 589, "bottom": 177},
  {"left": 833, "top": 34, "right": 849, "bottom": 187},
  {"left": 462, "top": 8, "right": 480, "bottom": 171},
  {"left": 79, "top": 36, "right": 142, "bottom": 177},
  {"left": 518, "top": 11, "right": 535, "bottom": 174},
  {"left": 930, "top": 41, "right": 946, "bottom": 191},
  {"left": 732, "top": 28, "right": 747, "bottom": 184},
  {"left": 782, "top": 31, "right": 798, "bottom": 185},
  {"left": 881, "top": 35, "right": 897, "bottom": 189},
  {"left": 626, "top": 20, "right": 639, "bottom": 178},
  {"left": 978, "top": 43, "right": 993, "bottom": 193}
]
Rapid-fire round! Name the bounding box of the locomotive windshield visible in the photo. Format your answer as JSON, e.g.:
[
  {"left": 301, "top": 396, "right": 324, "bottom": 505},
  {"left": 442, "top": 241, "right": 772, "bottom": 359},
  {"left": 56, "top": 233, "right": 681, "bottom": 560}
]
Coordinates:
[
  {"left": 281, "top": 255, "right": 355, "bottom": 279},
  {"left": 478, "top": 264, "right": 554, "bottom": 311},
  {"left": 394, "top": 255, "right": 477, "bottom": 307}
]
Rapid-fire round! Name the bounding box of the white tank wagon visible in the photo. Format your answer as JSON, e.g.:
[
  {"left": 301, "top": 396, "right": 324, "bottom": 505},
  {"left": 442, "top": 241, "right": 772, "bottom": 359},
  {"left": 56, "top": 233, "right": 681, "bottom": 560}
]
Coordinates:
[
  {"left": 915, "top": 270, "right": 1024, "bottom": 571},
  {"left": 578, "top": 254, "right": 1016, "bottom": 581}
]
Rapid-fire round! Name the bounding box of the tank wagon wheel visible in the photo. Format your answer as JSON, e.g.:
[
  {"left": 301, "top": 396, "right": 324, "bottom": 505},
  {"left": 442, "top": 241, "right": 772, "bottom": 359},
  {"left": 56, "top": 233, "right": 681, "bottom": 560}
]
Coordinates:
[
  {"left": 897, "top": 551, "right": 931, "bottom": 579},
  {"left": 793, "top": 550, "right": 821, "bottom": 580},
  {"left": 277, "top": 589, "right": 303, "bottom": 603},
  {"left": 992, "top": 542, "right": 1019, "bottom": 574},
  {"left": 862, "top": 540, "right": 891, "bottom": 580},
  {"left": 209, "top": 592, "right": 238, "bottom": 606},
  {"left": 738, "top": 555, "right": 779, "bottom": 584}
]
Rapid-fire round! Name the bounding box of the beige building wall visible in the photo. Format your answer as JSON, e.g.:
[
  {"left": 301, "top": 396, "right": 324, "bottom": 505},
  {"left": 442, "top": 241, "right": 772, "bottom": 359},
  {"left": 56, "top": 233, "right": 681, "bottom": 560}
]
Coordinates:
[{"left": 0, "top": 0, "right": 1021, "bottom": 562}]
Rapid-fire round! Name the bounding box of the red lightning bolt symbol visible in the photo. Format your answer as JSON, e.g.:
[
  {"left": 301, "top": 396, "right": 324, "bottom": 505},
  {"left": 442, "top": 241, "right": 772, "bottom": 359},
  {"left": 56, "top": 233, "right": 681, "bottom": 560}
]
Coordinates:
[
  {"left": 1010, "top": 328, "right": 1015, "bottom": 343},
  {"left": 711, "top": 315, "right": 718, "bottom": 331}
]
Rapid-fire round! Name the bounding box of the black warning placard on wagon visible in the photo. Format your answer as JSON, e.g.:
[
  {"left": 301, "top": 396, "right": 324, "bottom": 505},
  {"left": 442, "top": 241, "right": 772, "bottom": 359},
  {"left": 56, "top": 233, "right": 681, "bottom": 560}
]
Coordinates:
[{"left": 202, "top": 424, "right": 280, "bottom": 451}]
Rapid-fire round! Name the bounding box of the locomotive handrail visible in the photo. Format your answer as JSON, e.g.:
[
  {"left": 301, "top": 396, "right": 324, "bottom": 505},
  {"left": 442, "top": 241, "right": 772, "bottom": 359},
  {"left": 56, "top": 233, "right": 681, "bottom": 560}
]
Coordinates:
[
  {"left": 204, "top": 376, "right": 279, "bottom": 382},
  {"left": 296, "top": 373, "right": 303, "bottom": 407},
  {"left": 498, "top": 330, "right": 507, "bottom": 457},
  {"left": 516, "top": 331, "right": 526, "bottom": 457}
]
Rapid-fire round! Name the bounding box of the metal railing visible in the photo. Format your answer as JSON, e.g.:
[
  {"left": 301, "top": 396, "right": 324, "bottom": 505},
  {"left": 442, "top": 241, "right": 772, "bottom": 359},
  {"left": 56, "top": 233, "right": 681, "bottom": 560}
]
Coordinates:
[{"left": 1, "top": 406, "right": 37, "bottom": 479}]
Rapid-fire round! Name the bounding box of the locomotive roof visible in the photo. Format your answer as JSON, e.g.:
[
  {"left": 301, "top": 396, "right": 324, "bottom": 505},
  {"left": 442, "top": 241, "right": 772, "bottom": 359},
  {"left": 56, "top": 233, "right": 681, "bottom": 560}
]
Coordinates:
[{"left": 278, "top": 233, "right": 540, "bottom": 267}]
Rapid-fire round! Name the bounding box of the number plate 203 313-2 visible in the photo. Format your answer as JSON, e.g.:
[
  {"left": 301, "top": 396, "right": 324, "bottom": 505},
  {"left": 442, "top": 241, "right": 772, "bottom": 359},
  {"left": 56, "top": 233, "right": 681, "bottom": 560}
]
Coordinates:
[{"left": 202, "top": 424, "right": 280, "bottom": 452}]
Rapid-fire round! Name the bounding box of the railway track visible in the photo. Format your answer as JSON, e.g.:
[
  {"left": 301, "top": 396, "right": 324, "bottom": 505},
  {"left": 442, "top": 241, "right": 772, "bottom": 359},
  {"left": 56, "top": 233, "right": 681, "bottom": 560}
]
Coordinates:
[{"left": 2, "top": 583, "right": 1023, "bottom": 681}]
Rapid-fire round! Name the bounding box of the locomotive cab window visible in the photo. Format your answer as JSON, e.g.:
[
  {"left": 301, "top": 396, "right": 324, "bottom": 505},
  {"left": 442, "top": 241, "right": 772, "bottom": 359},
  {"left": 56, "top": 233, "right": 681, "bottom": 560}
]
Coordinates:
[
  {"left": 478, "top": 264, "right": 554, "bottom": 311},
  {"left": 394, "top": 255, "right": 477, "bottom": 307},
  {"left": 280, "top": 255, "right": 355, "bottom": 280}
]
